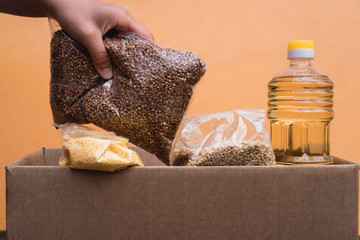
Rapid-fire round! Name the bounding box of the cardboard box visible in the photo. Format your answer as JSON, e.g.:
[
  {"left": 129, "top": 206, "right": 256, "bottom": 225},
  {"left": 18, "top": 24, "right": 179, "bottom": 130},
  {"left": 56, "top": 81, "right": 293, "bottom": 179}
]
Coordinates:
[{"left": 6, "top": 147, "right": 358, "bottom": 240}]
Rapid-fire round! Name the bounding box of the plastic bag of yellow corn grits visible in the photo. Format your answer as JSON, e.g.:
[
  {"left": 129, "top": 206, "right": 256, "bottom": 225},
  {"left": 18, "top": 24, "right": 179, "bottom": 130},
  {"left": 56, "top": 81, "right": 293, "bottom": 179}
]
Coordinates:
[{"left": 55, "top": 124, "right": 144, "bottom": 172}]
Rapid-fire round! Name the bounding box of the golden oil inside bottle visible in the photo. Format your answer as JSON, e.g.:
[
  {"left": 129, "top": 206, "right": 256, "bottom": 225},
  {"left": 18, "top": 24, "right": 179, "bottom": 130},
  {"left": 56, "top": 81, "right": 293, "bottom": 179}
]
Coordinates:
[{"left": 268, "top": 73, "right": 334, "bottom": 165}]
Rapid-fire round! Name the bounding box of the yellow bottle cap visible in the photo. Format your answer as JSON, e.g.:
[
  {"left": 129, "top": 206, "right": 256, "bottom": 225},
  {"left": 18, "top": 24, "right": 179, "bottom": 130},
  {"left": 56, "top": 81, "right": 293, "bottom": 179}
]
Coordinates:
[
  {"left": 287, "top": 40, "right": 314, "bottom": 59},
  {"left": 288, "top": 40, "right": 314, "bottom": 50}
]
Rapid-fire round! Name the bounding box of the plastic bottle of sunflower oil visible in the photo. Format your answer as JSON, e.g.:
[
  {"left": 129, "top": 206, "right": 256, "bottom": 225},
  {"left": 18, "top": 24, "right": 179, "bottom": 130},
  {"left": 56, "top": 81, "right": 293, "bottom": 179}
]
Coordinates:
[{"left": 267, "top": 40, "right": 334, "bottom": 164}]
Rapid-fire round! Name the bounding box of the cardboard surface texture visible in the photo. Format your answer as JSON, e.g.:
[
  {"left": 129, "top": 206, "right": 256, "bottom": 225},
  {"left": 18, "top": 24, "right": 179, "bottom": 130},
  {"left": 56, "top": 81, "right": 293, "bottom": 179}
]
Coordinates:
[{"left": 6, "top": 147, "right": 359, "bottom": 240}]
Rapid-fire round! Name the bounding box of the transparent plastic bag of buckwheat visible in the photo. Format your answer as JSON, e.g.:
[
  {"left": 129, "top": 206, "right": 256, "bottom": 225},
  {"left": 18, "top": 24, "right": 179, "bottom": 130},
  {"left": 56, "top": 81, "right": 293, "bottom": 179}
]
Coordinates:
[{"left": 171, "top": 109, "right": 275, "bottom": 166}]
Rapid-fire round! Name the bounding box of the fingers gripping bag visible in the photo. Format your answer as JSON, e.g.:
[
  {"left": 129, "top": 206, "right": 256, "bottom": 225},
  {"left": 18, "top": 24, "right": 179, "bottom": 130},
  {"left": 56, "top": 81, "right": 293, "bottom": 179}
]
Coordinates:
[
  {"left": 171, "top": 109, "right": 276, "bottom": 166},
  {"left": 49, "top": 21, "right": 207, "bottom": 165},
  {"left": 56, "top": 124, "right": 144, "bottom": 172}
]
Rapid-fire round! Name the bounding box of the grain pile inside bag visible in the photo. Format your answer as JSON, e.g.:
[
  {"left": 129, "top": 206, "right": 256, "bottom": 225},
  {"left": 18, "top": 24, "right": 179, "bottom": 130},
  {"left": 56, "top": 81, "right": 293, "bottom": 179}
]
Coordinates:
[
  {"left": 50, "top": 30, "right": 207, "bottom": 165},
  {"left": 57, "top": 124, "right": 144, "bottom": 172}
]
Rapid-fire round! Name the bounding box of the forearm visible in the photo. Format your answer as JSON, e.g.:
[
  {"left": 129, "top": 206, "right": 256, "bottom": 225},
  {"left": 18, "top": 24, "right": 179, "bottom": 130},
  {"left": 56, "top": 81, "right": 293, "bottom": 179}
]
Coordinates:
[{"left": 0, "top": 0, "right": 56, "bottom": 17}]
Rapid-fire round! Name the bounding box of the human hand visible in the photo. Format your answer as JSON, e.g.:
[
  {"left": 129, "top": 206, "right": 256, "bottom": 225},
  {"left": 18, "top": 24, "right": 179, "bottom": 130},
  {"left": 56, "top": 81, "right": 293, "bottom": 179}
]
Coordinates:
[{"left": 48, "top": 0, "right": 154, "bottom": 79}]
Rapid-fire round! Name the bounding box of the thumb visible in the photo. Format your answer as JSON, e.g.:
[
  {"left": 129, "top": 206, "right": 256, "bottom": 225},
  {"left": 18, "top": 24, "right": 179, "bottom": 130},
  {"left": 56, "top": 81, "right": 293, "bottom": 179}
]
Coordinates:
[{"left": 81, "top": 32, "right": 113, "bottom": 79}]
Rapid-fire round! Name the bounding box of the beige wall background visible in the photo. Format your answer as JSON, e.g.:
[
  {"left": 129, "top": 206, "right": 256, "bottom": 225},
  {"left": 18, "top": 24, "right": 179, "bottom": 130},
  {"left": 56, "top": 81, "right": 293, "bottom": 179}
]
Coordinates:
[{"left": 1, "top": 0, "right": 360, "bottom": 231}]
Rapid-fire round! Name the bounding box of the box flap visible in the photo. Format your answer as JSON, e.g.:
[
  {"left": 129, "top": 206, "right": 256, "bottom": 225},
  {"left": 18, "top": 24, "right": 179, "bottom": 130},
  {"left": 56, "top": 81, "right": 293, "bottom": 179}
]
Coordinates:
[
  {"left": 7, "top": 148, "right": 44, "bottom": 167},
  {"left": 332, "top": 156, "right": 358, "bottom": 165},
  {"left": 43, "top": 148, "right": 63, "bottom": 166},
  {"left": 129, "top": 146, "right": 165, "bottom": 166}
]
